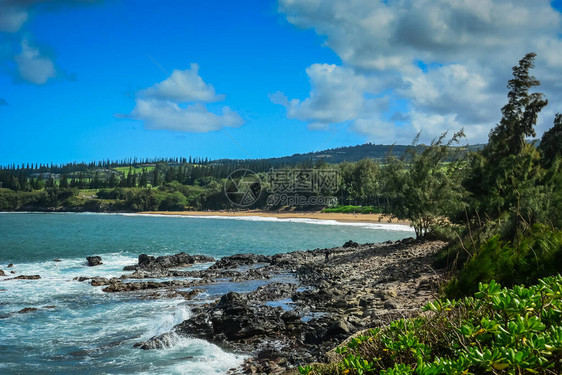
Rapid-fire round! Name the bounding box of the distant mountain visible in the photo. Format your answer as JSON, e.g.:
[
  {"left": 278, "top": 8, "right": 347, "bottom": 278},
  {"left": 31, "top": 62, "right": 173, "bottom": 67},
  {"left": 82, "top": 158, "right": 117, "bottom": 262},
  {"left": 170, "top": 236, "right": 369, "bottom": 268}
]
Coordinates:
[{"left": 215, "top": 142, "right": 485, "bottom": 166}]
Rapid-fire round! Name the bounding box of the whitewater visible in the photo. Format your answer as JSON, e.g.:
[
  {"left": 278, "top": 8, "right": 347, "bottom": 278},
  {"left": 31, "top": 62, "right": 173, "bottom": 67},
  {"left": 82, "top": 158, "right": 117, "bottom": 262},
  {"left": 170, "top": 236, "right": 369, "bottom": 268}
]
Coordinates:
[{"left": 0, "top": 212, "right": 413, "bottom": 374}]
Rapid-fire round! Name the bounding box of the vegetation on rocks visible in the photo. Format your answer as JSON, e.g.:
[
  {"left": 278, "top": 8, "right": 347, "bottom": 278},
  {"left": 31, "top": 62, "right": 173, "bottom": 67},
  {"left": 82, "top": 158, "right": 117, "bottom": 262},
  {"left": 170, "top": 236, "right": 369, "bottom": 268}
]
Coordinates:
[{"left": 300, "top": 276, "right": 562, "bottom": 375}]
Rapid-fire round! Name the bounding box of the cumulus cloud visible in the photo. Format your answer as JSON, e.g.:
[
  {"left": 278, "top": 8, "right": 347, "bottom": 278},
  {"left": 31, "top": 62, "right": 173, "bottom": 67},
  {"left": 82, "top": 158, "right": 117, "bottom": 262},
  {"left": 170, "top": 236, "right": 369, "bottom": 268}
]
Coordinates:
[
  {"left": 14, "top": 40, "right": 56, "bottom": 84},
  {"left": 270, "top": 64, "right": 374, "bottom": 129},
  {"left": 275, "top": 0, "right": 562, "bottom": 143},
  {"left": 126, "top": 64, "right": 243, "bottom": 133},
  {"left": 140, "top": 64, "right": 225, "bottom": 103}
]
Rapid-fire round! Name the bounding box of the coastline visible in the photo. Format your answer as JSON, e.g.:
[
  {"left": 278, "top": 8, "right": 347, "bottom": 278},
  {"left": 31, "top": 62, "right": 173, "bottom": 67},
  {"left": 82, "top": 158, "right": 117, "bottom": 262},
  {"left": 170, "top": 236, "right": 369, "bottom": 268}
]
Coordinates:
[
  {"left": 137, "top": 210, "right": 411, "bottom": 226},
  {"left": 126, "top": 238, "right": 447, "bottom": 373}
]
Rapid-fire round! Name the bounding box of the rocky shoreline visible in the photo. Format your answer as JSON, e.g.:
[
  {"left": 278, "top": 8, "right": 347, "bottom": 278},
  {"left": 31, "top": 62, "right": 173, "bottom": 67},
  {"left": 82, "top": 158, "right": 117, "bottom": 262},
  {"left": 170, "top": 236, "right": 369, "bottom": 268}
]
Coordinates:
[{"left": 72, "top": 238, "right": 447, "bottom": 374}]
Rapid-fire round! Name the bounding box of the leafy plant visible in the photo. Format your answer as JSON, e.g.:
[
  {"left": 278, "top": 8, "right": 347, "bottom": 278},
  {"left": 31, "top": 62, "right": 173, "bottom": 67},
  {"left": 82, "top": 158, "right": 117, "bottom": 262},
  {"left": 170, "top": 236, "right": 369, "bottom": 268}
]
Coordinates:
[{"left": 303, "top": 276, "right": 562, "bottom": 374}]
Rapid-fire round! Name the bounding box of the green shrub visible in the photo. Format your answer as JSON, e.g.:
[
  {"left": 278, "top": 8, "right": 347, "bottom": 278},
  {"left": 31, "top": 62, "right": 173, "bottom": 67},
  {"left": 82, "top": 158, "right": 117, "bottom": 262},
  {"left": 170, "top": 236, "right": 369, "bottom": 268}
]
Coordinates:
[
  {"left": 303, "top": 276, "right": 562, "bottom": 375},
  {"left": 446, "top": 224, "right": 562, "bottom": 298}
]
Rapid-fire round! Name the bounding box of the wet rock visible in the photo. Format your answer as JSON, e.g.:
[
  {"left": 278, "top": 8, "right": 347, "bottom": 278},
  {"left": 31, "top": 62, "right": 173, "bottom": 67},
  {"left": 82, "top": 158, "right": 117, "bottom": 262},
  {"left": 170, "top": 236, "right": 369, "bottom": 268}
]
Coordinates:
[
  {"left": 343, "top": 240, "right": 360, "bottom": 248},
  {"left": 210, "top": 253, "right": 271, "bottom": 269},
  {"left": 86, "top": 256, "right": 103, "bottom": 267},
  {"left": 248, "top": 282, "right": 297, "bottom": 301},
  {"left": 101, "top": 280, "right": 193, "bottom": 293},
  {"left": 133, "top": 252, "right": 215, "bottom": 271},
  {"left": 176, "top": 289, "right": 203, "bottom": 300},
  {"left": 14, "top": 275, "right": 41, "bottom": 280},
  {"left": 53, "top": 259, "right": 62, "bottom": 262},
  {"left": 139, "top": 291, "right": 287, "bottom": 349},
  {"left": 91, "top": 277, "right": 113, "bottom": 286},
  {"left": 0, "top": 269, "right": 5, "bottom": 277},
  {"left": 43, "top": 305, "right": 56, "bottom": 309},
  {"left": 138, "top": 253, "right": 154, "bottom": 266},
  {"left": 18, "top": 307, "right": 38, "bottom": 314},
  {"left": 7, "top": 263, "right": 13, "bottom": 268},
  {"left": 130, "top": 239, "right": 448, "bottom": 373},
  {"left": 74, "top": 276, "right": 90, "bottom": 282}
]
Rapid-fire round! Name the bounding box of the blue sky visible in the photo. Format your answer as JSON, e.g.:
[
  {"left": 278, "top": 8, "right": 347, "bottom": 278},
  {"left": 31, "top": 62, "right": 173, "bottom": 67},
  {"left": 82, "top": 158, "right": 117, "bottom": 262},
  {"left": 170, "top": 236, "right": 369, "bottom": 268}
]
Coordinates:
[{"left": 1, "top": 0, "right": 562, "bottom": 165}]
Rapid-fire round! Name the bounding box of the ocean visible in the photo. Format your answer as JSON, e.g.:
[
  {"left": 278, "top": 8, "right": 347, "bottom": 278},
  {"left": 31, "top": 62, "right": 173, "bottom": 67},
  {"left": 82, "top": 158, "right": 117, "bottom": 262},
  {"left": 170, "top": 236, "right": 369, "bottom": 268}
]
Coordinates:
[{"left": 0, "top": 212, "right": 413, "bottom": 374}]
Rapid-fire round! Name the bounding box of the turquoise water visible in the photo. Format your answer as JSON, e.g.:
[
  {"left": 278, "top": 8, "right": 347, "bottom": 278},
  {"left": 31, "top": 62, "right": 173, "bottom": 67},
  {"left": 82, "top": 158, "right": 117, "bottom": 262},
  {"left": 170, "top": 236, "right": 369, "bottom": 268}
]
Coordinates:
[{"left": 0, "top": 212, "right": 413, "bottom": 374}]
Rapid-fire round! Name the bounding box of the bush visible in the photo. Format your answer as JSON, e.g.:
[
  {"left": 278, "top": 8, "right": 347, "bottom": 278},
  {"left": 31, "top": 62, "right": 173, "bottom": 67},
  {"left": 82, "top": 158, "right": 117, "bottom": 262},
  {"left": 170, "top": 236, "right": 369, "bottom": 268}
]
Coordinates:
[
  {"left": 302, "top": 276, "right": 562, "bottom": 375},
  {"left": 446, "top": 224, "right": 562, "bottom": 298}
]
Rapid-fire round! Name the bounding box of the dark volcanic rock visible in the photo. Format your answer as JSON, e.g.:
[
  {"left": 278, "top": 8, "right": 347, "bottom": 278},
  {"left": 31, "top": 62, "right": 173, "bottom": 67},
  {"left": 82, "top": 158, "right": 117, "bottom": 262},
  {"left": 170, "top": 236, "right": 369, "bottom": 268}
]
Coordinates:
[
  {"left": 342, "top": 240, "right": 360, "bottom": 248},
  {"left": 13, "top": 275, "right": 41, "bottom": 280},
  {"left": 248, "top": 282, "right": 297, "bottom": 301},
  {"left": 7, "top": 263, "right": 13, "bottom": 268},
  {"left": 86, "top": 256, "right": 103, "bottom": 267},
  {"left": 138, "top": 291, "right": 287, "bottom": 349},
  {"left": 53, "top": 259, "right": 62, "bottom": 262},
  {"left": 128, "top": 252, "right": 215, "bottom": 271},
  {"left": 127, "top": 239, "right": 448, "bottom": 373},
  {"left": 18, "top": 307, "right": 38, "bottom": 314},
  {"left": 101, "top": 280, "right": 194, "bottom": 293},
  {"left": 0, "top": 269, "right": 5, "bottom": 277},
  {"left": 210, "top": 253, "right": 271, "bottom": 270},
  {"left": 91, "top": 277, "right": 114, "bottom": 286}
]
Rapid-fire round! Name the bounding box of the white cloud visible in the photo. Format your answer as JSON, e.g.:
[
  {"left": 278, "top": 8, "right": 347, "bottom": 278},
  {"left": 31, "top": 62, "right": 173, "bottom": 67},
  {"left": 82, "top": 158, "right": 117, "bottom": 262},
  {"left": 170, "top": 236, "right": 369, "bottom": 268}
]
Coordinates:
[
  {"left": 14, "top": 40, "right": 56, "bottom": 85},
  {"left": 127, "top": 64, "right": 243, "bottom": 133},
  {"left": 140, "top": 64, "right": 224, "bottom": 103},
  {"left": 275, "top": 0, "right": 562, "bottom": 144},
  {"left": 132, "top": 99, "right": 242, "bottom": 133},
  {"left": 269, "top": 64, "right": 375, "bottom": 129}
]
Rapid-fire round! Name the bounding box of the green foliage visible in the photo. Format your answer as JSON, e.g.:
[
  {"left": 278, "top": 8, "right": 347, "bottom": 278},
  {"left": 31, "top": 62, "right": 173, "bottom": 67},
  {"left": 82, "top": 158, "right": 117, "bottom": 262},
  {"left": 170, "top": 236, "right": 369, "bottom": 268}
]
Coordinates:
[
  {"left": 539, "top": 114, "right": 562, "bottom": 168},
  {"left": 307, "top": 276, "right": 562, "bottom": 375},
  {"left": 338, "top": 159, "right": 382, "bottom": 206},
  {"left": 442, "top": 53, "right": 562, "bottom": 297},
  {"left": 486, "top": 53, "right": 548, "bottom": 160},
  {"left": 322, "top": 205, "right": 382, "bottom": 214},
  {"left": 383, "top": 131, "right": 466, "bottom": 239},
  {"left": 447, "top": 224, "right": 562, "bottom": 298}
]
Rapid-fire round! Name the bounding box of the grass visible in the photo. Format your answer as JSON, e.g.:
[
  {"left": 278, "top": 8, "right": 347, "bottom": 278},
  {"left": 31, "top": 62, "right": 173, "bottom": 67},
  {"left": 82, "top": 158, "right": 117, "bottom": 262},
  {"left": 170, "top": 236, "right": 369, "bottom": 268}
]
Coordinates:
[
  {"left": 113, "top": 166, "right": 155, "bottom": 176},
  {"left": 322, "top": 205, "right": 383, "bottom": 214}
]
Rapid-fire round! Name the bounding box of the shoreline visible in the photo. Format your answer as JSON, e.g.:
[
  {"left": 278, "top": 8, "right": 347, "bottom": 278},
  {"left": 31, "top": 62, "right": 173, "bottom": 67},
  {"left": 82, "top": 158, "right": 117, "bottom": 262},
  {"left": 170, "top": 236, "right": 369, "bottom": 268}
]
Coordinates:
[
  {"left": 125, "top": 239, "right": 447, "bottom": 373},
  {"left": 137, "top": 210, "right": 411, "bottom": 226}
]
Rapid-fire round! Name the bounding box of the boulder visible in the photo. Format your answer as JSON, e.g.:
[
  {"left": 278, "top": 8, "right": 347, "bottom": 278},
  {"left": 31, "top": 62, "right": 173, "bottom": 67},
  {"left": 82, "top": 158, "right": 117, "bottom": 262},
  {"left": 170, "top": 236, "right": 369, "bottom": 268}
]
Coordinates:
[
  {"left": 343, "top": 240, "right": 360, "bottom": 248},
  {"left": 7, "top": 263, "right": 13, "bottom": 268},
  {"left": 14, "top": 275, "right": 41, "bottom": 280},
  {"left": 136, "top": 252, "right": 215, "bottom": 270},
  {"left": 53, "top": 259, "right": 62, "bottom": 262},
  {"left": 138, "top": 291, "right": 287, "bottom": 349},
  {"left": 0, "top": 269, "right": 5, "bottom": 277},
  {"left": 18, "top": 307, "right": 38, "bottom": 314},
  {"left": 210, "top": 253, "right": 271, "bottom": 269},
  {"left": 86, "top": 256, "right": 103, "bottom": 267}
]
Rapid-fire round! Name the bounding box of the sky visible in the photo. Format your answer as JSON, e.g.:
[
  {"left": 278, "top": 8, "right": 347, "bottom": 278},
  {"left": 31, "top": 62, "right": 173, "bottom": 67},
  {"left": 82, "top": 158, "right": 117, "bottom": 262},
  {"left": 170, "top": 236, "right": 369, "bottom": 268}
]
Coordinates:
[{"left": 1, "top": 0, "right": 562, "bottom": 165}]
